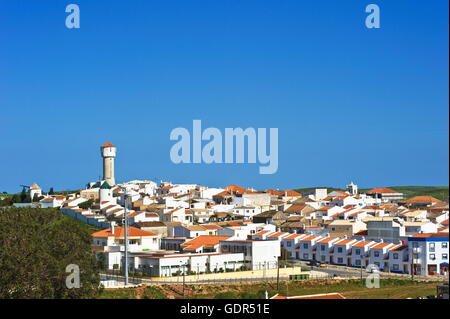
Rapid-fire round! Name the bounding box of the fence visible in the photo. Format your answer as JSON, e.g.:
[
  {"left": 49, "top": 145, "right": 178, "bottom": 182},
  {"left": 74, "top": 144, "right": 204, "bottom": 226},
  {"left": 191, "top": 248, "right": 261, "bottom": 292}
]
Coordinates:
[
  {"left": 99, "top": 272, "right": 344, "bottom": 286},
  {"left": 61, "top": 208, "right": 111, "bottom": 228}
]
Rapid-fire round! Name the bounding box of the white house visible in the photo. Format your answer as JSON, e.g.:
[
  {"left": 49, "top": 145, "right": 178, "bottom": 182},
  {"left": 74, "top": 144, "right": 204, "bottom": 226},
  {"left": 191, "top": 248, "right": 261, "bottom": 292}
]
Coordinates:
[
  {"left": 331, "top": 238, "right": 357, "bottom": 266},
  {"left": 40, "top": 195, "right": 66, "bottom": 208},
  {"left": 315, "top": 237, "right": 340, "bottom": 264},
  {"left": 91, "top": 225, "right": 160, "bottom": 253},
  {"left": 219, "top": 239, "right": 280, "bottom": 270},
  {"left": 298, "top": 235, "right": 323, "bottom": 261},
  {"left": 160, "top": 207, "right": 192, "bottom": 224},
  {"left": 350, "top": 240, "right": 377, "bottom": 268},
  {"left": 367, "top": 242, "right": 395, "bottom": 271},
  {"left": 173, "top": 224, "right": 220, "bottom": 238},
  {"left": 280, "top": 234, "right": 306, "bottom": 259},
  {"left": 387, "top": 245, "right": 408, "bottom": 273}
]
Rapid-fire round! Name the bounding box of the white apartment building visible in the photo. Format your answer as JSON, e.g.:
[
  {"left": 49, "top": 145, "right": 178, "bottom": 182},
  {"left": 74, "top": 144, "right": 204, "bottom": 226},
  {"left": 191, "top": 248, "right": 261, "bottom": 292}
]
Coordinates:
[
  {"left": 219, "top": 239, "right": 280, "bottom": 270},
  {"left": 128, "top": 251, "right": 245, "bottom": 276},
  {"left": 366, "top": 217, "right": 406, "bottom": 243},
  {"left": 218, "top": 223, "right": 276, "bottom": 240},
  {"left": 408, "top": 233, "right": 449, "bottom": 276}
]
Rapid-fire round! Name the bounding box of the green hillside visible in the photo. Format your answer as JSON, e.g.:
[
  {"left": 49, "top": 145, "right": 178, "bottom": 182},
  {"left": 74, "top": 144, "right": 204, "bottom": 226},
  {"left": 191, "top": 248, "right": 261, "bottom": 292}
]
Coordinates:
[{"left": 294, "top": 186, "right": 449, "bottom": 201}]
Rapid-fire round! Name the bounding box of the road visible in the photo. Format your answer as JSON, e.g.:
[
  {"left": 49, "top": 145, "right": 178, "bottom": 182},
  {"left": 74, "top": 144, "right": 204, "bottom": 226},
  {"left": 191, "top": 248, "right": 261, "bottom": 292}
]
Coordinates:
[{"left": 293, "top": 261, "right": 448, "bottom": 282}]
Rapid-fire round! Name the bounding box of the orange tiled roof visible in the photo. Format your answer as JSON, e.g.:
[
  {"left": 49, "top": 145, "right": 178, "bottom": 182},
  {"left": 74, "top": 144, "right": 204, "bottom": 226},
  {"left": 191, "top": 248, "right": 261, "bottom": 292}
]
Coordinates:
[
  {"left": 371, "top": 243, "right": 392, "bottom": 249},
  {"left": 181, "top": 235, "right": 230, "bottom": 251},
  {"left": 412, "top": 233, "right": 449, "bottom": 238},
  {"left": 253, "top": 230, "right": 270, "bottom": 236},
  {"left": 404, "top": 196, "right": 444, "bottom": 204},
  {"left": 225, "top": 185, "right": 255, "bottom": 194},
  {"left": 164, "top": 207, "right": 183, "bottom": 215},
  {"left": 366, "top": 187, "right": 398, "bottom": 194},
  {"left": 352, "top": 241, "right": 374, "bottom": 248},
  {"left": 334, "top": 239, "right": 354, "bottom": 245},
  {"left": 267, "top": 232, "right": 287, "bottom": 238},
  {"left": 300, "top": 235, "right": 317, "bottom": 242},
  {"left": 285, "top": 234, "right": 303, "bottom": 240},
  {"left": 91, "top": 226, "right": 157, "bottom": 238},
  {"left": 102, "top": 141, "right": 115, "bottom": 147},
  {"left": 318, "top": 237, "right": 338, "bottom": 243}
]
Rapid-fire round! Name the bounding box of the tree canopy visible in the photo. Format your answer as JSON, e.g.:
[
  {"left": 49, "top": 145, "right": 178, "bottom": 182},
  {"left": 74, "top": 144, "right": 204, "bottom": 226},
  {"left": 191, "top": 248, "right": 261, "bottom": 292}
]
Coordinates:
[{"left": 0, "top": 207, "right": 102, "bottom": 298}]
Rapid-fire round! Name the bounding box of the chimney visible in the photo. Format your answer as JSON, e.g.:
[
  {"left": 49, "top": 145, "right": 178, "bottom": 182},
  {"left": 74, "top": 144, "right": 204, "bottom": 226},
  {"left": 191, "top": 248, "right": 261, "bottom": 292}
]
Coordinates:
[
  {"left": 362, "top": 236, "right": 366, "bottom": 241},
  {"left": 380, "top": 238, "right": 384, "bottom": 243},
  {"left": 111, "top": 221, "right": 115, "bottom": 234}
]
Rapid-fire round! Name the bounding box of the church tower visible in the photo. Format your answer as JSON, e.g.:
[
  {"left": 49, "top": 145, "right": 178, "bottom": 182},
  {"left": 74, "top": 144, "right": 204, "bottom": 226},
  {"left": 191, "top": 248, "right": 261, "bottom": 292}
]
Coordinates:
[{"left": 101, "top": 142, "right": 116, "bottom": 186}]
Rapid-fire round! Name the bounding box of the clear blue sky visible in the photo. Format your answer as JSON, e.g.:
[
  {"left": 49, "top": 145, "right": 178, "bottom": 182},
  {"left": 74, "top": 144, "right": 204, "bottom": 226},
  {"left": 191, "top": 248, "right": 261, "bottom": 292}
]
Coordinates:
[{"left": 0, "top": 0, "right": 448, "bottom": 193}]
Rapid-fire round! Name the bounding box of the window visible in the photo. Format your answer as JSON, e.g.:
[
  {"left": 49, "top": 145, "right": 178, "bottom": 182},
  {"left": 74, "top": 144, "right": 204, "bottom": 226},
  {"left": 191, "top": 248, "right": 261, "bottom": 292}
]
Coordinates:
[
  {"left": 355, "top": 259, "right": 361, "bottom": 266},
  {"left": 303, "top": 243, "right": 308, "bottom": 249},
  {"left": 442, "top": 242, "right": 448, "bottom": 249},
  {"left": 429, "top": 254, "right": 436, "bottom": 260},
  {"left": 393, "top": 253, "right": 398, "bottom": 260},
  {"left": 337, "top": 247, "right": 343, "bottom": 253},
  {"left": 374, "top": 251, "right": 380, "bottom": 257},
  {"left": 331, "top": 227, "right": 336, "bottom": 231},
  {"left": 393, "top": 264, "right": 399, "bottom": 270},
  {"left": 303, "top": 254, "right": 309, "bottom": 259},
  {"left": 429, "top": 243, "right": 435, "bottom": 252},
  {"left": 413, "top": 242, "right": 418, "bottom": 248},
  {"left": 321, "top": 255, "right": 325, "bottom": 262},
  {"left": 355, "top": 249, "right": 361, "bottom": 255},
  {"left": 337, "top": 258, "right": 343, "bottom": 264},
  {"left": 321, "top": 245, "right": 325, "bottom": 251},
  {"left": 287, "top": 241, "right": 292, "bottom": 247},
  {"left": 442, "top": 254, "right": 448, "bottom": 260}
]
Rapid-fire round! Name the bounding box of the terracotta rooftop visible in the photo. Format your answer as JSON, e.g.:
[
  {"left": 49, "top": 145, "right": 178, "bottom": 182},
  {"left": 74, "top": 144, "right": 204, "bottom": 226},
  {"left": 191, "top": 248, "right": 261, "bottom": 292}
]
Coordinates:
[{"left": 91, "top": 226, "right": 157, "bottom": 238}]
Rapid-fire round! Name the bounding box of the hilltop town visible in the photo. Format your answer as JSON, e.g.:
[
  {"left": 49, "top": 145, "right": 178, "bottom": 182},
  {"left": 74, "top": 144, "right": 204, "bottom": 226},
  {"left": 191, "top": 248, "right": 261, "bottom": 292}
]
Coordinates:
[{"left": 9, "top": 142, "right": 449, "bottom": 280}]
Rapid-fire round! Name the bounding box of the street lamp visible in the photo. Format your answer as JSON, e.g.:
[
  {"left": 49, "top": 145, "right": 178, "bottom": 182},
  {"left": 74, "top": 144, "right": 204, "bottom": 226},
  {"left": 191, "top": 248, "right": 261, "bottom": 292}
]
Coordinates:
[
  {"left": 122, "top": 188, "right": 129, "bottom": 286},
  {"left": 180, "top": 260, "right": 187, "bottom": 297},
  {"left": 276, "top": 257, "right": 280, "bottom": 291}
]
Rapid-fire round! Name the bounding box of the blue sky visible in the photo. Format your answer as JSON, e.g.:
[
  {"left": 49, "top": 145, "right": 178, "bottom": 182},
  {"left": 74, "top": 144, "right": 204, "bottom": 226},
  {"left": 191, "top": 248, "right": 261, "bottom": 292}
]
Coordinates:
[{"left": 0, "top": 0, "right": 448, "bottom": 193}]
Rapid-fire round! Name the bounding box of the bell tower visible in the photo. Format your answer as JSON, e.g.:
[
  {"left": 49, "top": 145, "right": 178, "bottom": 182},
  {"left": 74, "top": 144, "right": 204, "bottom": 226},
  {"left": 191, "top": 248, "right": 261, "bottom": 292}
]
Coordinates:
[{"left": 100, "top": 142, "right": 116, "bottom": 186}]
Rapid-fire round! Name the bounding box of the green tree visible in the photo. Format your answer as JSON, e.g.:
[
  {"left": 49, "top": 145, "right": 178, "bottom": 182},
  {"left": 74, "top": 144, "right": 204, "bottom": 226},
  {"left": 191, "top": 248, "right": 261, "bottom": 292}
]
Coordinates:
[
  {"left": 20, "top": 188, "right": 27, "bottom": 203},
  {"left": 79, "top": 199, "right": 94, "bottom": 210},
  {"left": 0, "top": 207, "right": 102, "bottom": 298},
  {"left": 49, "top": 187, "right": 55, "bottom": 195},
  {"left": 11, "top": 194, "right": 21, "bottom": 204},
  {"left": 32, "top": 193, "right": 40, "bottom": 203}
]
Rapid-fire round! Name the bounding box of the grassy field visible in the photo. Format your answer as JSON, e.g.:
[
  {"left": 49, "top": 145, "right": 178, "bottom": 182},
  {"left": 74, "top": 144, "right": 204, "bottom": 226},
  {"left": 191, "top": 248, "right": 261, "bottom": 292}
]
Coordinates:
[
  {"left": 386, "top": 186, "right": 448, "bottom": 201},
  {"left": 98, "top": 278, "right": 443, "bottom": 299}
]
